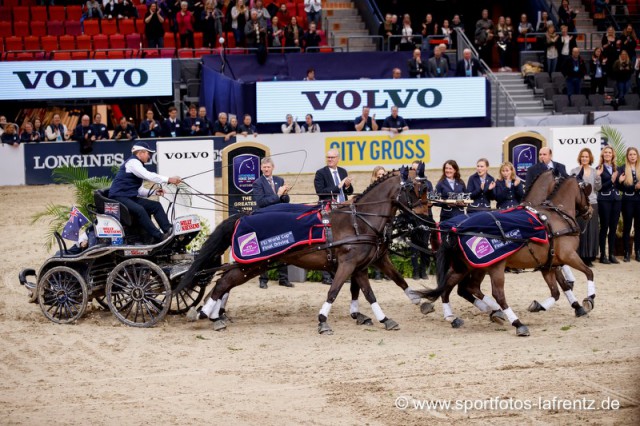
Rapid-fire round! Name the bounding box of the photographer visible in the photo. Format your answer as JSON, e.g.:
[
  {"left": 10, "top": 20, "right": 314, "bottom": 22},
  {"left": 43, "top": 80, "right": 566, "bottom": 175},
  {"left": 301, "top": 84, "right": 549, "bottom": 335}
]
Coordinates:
[{"left": 381, "top": 106, "right": 409, "bottom": 134}]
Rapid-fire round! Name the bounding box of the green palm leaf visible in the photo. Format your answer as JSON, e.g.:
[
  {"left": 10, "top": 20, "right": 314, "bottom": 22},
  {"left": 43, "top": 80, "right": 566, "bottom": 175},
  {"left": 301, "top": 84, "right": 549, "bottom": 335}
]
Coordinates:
[{"left": 598, "top": 125, "right": 628, "bottom": 167}]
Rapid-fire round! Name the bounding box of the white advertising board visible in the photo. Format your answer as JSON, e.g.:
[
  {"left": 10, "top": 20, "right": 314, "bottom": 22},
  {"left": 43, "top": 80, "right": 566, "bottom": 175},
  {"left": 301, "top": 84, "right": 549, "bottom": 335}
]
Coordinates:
[{"left": 550, "top": 126, "right": 602, "bottom": 172}]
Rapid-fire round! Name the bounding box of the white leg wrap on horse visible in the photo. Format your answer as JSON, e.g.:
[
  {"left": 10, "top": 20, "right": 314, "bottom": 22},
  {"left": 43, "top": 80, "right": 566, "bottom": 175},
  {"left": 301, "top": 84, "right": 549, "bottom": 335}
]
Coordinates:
[
  {"left": 319, "top": 302, "right": 332, "bottom": 318},
  {"left": 540, "top": 297, "right": 556, "bottom": 310},
  {"left": 482, "top": 295, "right": 502, "bottom": 311},
  {"left": 371, "top": 302, "right": 386, "bottom": 322},
  {"left": 404, "top": 287, "right": 421, "bottom": 305},
  {"left": 210, "top": 299, "right": 222, "bottom": 319},
  {"left": 350, "top": 300, "right": 359, "bottom": 315},
  {"left": 220, "top": 292, "right": 230, "bottom": 309},
  {"left": 564, "top": 290, "right": 578, "bottom": 305},
  {"left": 473, "top": 298, "right": 490, "bottom": 313},
  {"left": 442, "top": 302, "right": 454, "bottom": 321},
  {"left": 562, "top": 265, "right": 576, "bottom": 282},
  {"left": 503, "top": 307, "right": 518, "bottom": 324},
  {"left": 587, "top": 280, "right": 596, "bottom": 297},
  {"left": 201, "top": 298, "right": 217, "bottom": 317}
]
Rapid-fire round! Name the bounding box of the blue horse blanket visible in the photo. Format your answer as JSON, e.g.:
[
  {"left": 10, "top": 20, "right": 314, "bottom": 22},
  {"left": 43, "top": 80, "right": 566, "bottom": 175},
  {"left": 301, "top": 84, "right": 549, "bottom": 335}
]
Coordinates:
[
  {"left": 232, "top": 203, "right": 327, "bottom": 263},
  {"left": 440, "top": 207, "right": 548, "bottom": 267}
]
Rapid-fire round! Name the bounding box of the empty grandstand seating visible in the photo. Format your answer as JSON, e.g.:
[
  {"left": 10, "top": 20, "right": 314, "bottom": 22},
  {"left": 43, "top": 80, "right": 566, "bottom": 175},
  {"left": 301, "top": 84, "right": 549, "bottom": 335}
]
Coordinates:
[
  {"left": 66, "top": 6, "right": 83, "bottom": 21},
  {"left": 48, "top": 6, "right": 66, "bottom": 21},
  {"left": 40, "top": 35, "right": 59, "bottom": 52},
  {"left": 47, "top": 20, "right": 64, "bottom": 36},
  {"left": 31, "top": 6, "right": 49, "bottom": 21},
  {"left": 64, "top": 20, "right": 82, "bottom": 36},
  {"left": 30, "top": 20, "right": 47, "bottom": 37}
]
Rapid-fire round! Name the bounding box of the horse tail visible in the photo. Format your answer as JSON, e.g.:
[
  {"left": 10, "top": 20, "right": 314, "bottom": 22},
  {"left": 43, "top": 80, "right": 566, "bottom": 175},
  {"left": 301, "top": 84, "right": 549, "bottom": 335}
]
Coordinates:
[
  {"left": 414, "top": 233, "right": 457, "bottom": 301},
  {"left": 174, "top": 212, "right": 247, "bottom": 293}
]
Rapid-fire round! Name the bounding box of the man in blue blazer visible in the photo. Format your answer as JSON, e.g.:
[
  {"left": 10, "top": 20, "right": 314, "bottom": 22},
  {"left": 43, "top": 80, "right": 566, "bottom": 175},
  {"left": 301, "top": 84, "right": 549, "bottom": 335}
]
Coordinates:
[
  {"left": 525, "top": 147, "right": 568, "bottom": 191},
  {"left": 252, "top": 157, "right": 293, "bottom": 289},
  {"left": 160, "top": 106, "right": 184, "bottom": 138}
]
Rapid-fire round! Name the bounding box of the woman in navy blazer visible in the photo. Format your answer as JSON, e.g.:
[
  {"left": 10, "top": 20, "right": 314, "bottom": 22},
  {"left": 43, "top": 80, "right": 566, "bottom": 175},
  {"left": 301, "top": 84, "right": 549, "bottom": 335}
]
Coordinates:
[
  {"left": 596, "top": 146, "right": 621, "bottom": 264},
  {"left": 494, "top": 161, "right": 525, "bottom": 210},
  {"left": 467, "top": 157, "right": 495, "bottom": 214},
  {"left": 435, "top": 160, "right": 467, "bottom": 221},
  {"left": 616, "top": 147, "right": 640, "bottom": 262}
]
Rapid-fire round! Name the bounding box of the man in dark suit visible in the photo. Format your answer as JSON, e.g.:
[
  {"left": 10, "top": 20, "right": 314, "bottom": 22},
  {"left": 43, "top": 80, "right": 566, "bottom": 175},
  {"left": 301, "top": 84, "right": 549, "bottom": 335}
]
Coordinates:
[
  {"left": 252, "top": 157, "right": 293, "bottom": 289},
  {"left": 525, "top": 147, "right": 568, "bottom": 190},
  {"left": 455, "top": 48, "right": 484, "bottom": 77},
  {"left": 407, "top": 48, "right": 426, "bottom": 78},
  {"left": 314, "top": 148, "right": 354, "bottom": 284},
  {"left": 160, "top": 106, "right": 183, "bottom": 138}
]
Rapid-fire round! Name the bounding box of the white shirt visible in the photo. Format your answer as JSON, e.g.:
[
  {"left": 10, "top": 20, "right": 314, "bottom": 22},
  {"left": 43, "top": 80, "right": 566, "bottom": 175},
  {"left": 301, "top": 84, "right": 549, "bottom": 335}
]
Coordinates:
[{"left": 125, "top": 157, "right": 169, "bottom": 197}]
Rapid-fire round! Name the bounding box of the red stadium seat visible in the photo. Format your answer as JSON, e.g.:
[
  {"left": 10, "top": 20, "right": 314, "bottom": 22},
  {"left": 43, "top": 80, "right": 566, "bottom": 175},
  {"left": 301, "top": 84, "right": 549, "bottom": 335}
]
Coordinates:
[
  {"left": 107, "top": 50, "right": 130, "bottom": 59},
  {"left": 52, "top": 51, "right": 72, "bottom": 60},
  {"left": 72, "top": 50, "right": 90, "bottom": 60},
  {"left": 163, "top": 33, "right": 176, "bottom": 48},
  {"left": 64, "top": 20, "right": 82, "bottom": 36},
  {"left": 226, "top": 31, "right": 236, "bottom": 48},
  {"left": 160, "top": 47, "right": 176, "bottom": 58},
  {"left": 47, "top": 20, "right": 64, "bottom": 36},
  {"left": 76, "top": 34, "right": 91, "bottom": 50},
  {"left": 59, "top": 34, "right": 76, "bottom": 50},
  {"left": 41, "top": 35, "right": 59, "bottom": 52},
  {"left": 24, "top": 35, "right": 41, "bottom": 50},
  {"left": 66, "top": 6, "right": 83, "bottom": 21},
  {"left": 5, "top": 0, "right": 21, "bottom": 6},
  {"left": 0, "top": 37, "right": 5, "bottom": 53},
  {"left": 83, "top": 20, "right": 101, "bottom": 36},
  {"left": 178, "top": 48, "right": 194, "bottom": 58},
  {"left": 102, "top": 19, "right": 118, "bottom": 35},
  {"left": 118, "top": 18, "right": 136, "bottom": 35},
  {"left": 194, "top": 47, "right": 216, "bottom": 58},
  {"left": 48, "top": 6, "right": 66, "bottom": 21},
  {"left": 30, "top": 20, "right": 47, "bottom": 37},
  {"left": 136, "top": 4, "right": 148, "bottom": 20},
  {"left": 139, "top": 47, "right": 159, "bottom": 58},
  {"left": 93, "top": 50, "right": 109, "bottom": 59},
  {"left": 93, "top": 34, "right": 109, "bottom": 49},
  {"left": 5, "top": 36, "right": 24, "bottom": 51},
  {"left": 109, "top": 33, "right": 125, "bottom": 49},
  {"left": 0, "top": 22, "right": 12, "bottom": 38},
  {"left": 14, "top": 21, "right": 30, "bottom": 37},
  {"left": 125, "top": 33, "right": 141, "bottom": 49},
  {"left": 13, "top": 6, "right": 30, "bottom": 22},
  {"left": 194, "top": 31, "right": 203, "bottom": 48},
  {"left": 0, "top": 7, "right": 12, "bottom": 22},
  {"left": 31, "top": 6, "right": 49, "bottom": 21}
]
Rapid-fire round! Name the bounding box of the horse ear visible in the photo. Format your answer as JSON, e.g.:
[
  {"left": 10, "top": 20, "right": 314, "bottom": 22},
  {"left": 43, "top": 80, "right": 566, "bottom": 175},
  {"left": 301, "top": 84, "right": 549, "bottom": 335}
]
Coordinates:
[
  {"left": 400, "top": 166, "right": 409, "bottom": 182},
  {"left": 581, "top": 182, "right": 592, "bottom": 197},
  {"left": 417, "top": 161, "right": 425, "bottom": 178}
]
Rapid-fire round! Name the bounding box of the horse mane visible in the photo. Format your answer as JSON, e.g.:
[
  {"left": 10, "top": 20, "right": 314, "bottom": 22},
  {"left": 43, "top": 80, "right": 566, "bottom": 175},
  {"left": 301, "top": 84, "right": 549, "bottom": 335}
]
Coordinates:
[
  {"left": 546, "top": 175, "right": 573, "bottom": 201},
  {"left": 353, "top": 170, "right": 398, "bottom": 202},
  {"left": 524, "top": 169, "right": 553, "bottom": 196}
]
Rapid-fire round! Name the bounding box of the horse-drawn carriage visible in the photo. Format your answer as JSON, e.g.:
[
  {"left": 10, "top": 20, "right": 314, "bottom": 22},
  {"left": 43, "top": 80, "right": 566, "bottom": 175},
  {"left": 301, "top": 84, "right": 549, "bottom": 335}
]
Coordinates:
[{"left": 18, "top": 189, "right": 212, "bottom": 327}]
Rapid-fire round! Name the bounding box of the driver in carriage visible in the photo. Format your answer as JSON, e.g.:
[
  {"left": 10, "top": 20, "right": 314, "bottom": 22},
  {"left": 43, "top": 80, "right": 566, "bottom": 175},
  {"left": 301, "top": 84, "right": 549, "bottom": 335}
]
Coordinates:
[{"left": 109, "top": 141, "right": 182, "bottom": 243}]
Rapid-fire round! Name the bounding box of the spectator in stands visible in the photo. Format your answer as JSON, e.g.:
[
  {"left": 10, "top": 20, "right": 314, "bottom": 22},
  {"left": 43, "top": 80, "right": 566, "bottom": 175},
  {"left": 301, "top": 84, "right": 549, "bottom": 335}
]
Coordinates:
[
  {"left": 398, "top": 14, "right": 415, "bottom": 51},
  {"left": 614, "top": 0, "right": 630, "bottom": 16},
  {"left": 184, "top": 104, "right": 200, "bottom": 136},
  {"left": 281, "top": 114, "right": 301, "bottom": 133},
  {"left": 558, "top": 0, "right": 577, "bottom": 33},
  {"left": 496, "top": 16, "right": 514, "bottom": 72},
  {"left": 354, "top": 106, "right": 378, "bottom": 131},
  {"left": 301, "top": 114, "right": 320, "bottom": 133},
  {"left": 225, "top": 114, "right": 238, "bottom": 141},
  {"left": 1, "top": 123, "right": 19, "bottom": 147},
  {"left": 591, "top": 47, "right": 608, "bottom": 95},
  {"left": 559, "top": 24, "right": 577, "bottom": 71},
  {"left": 202, "top": 0, "right": 222, "bottom": 48},
  {"left": 176, "top": 1, "right": 195, "bottom": 48},
  {"left": 276, "top": 3, "right": 291, "bottom": 26},
  {"left": 33, "top": 118, "right": 45, "bottom": 141},
  {"left": 455, "top": 48, "right": 483, "bottom": 77},
  {"left": 545, "top": 24, "right": 561, "bottom": 74},
  {"left": 161, "top": 106, "right": 183, "bottom": 137},
  {"left": 379, "top": 13, "right": 396, "bottom": 51},
  {"left": 621, "top": 24, "right": 637, "bottom": 65},
  {"left": 268, "top": 16, "right": 284, "bottom": 48},
  {"left": 113, "top": 117, "right": 138, "bottom": 141},
  {"left": 304, "top": 0, "right": 322, "bottom": 27},
  {"left": 407, "top": 48, "right": 426, "bottom": 78},
  {"left": 474, "top": 9, "right": 494, "bottom": 66},
  {"left": 441, "top": 19, "right": 452, "bottom": 46},
  {"left": 252, "top": 0, "right": 271, "bottom": 28},
  {"left": 392, "top": 67, "right": 402, "bottom": 78},
  {"left": 435, "top": 160, "right": 467, "bottom": 221},
  {"left": 45, "top": 114, "right": 70, "bottom": 142},
  {"left": 304, "top": 68, "right": 315, "bottom": 80},
  {"left": 450, "top": 14, "right": 463, "bottom": 49},
  {"left": 427, "top": 44, "right": 448, "bottom": 77},
  {"left": 285, "top": 16, "right": 304, "bottom": 51},
  {"left": 421, "top": 13, "right": 438, "bottom": 38},
  {"left": 231, "top": 0, "right": 250, "bottom": 47},
  {"left": 84, "top": 0, "right": 104, "bottom": 21},
  {"left": 139, "top": 109, "right": 161, "bottom": 138},
  {"left": 381, "top": 106, "right": 408, "bottom": 134},
  {"left": 73, "top": 114, "right": 97, "bottom": 154},
  {"left": 536, "top": 10, "right": 551, "bottom": 33},
  {"left": 104, "top": 0, "right": 117, "bottom": 19},
  {"left": 20, "top": 122, "right": 40, "bottom": 143},
  {"left": 562, "top": 47, "right": 587, "bottom": 98},
  {"left": 613, "top": 50, "right": 634, "bottom": 102},
  {"left": 92, "top": 113, "right": 110, "bottom": 140},
  {"left": 0, "top": 116, "right": 5, "bottom": 138},
  {"left": 213, "top": 112, "right": 231, "bottom": 136},
  {"left": 303, "top": 22, "right": 321, "bottom": 52},
  {"left": 518, "top": 13, "right": 534, "bottom": 51},
  {"left": 145, "top": 2, "right": 166, "bottom": 48},
  {"left": 238, "top": 114, "right": 258, "bottom": 136},
  {"left": 195, "top": 106, "right": 212, "bottom": 136}
]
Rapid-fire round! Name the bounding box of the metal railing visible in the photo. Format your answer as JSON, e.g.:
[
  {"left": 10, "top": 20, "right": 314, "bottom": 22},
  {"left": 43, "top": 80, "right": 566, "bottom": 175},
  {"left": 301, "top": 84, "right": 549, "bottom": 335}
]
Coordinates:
[
  {"left": 385, "top": 34, "right": 424, "bottom": 51},
  {"left": 455, "top": 28, "right": 518, "bottom": 127},
  {"left": 345, "top": 35, "right": 383, "bottom": 51},
  {"left": 589, "top": 30, "right": 624, "bottom": 50}
]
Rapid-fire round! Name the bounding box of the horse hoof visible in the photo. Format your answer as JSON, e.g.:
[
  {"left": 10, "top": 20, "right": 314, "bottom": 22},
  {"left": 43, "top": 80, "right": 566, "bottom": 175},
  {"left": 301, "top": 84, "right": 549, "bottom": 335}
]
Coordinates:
[
  {"left": 384, "top": 318, "right": 400, "bottom": 330},
  {"left": 356, "top": 313, "right": 373, "bottom": 326},
  {"left": 583, "top": 297, "right": 594, "bottom": 313},
  {"left": 220, "top": 312, "right": 233, "bottom": 323},
  {"left": 527, "top": 300, "right": 544, "bottom": 312},
  {"left": 420, "top": 302, "right": 435, "bottom": 315},
  {"left": 451, "top": 317, "right": 464, "bottom": 328},
  {"left": 516, "top": 325, "right": 530, "bottom": 337},
  {"left": 186, "top": 307, "right": 202, "bottom": 322},
  {"left": 318, "top": 322, "right": 334, "bottom": 335},
  {"left": 212, "top": 319, "right": 227, "bottom": 331},
  {"left": 490, "top": 310, "right": 508, "bottom": 325},
  {"left": 575, "top": 306, "right": 588, "bottom": 317}
]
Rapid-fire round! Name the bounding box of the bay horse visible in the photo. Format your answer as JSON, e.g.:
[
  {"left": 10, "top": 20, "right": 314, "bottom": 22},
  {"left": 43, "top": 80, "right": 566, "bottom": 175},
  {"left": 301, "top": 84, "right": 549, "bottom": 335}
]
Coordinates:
[
  {"left": 176, "top": 170, "right": 423, "bottom": 334},
  {"left": 421, "top": 175, "right": 593, "bottom": 336}
]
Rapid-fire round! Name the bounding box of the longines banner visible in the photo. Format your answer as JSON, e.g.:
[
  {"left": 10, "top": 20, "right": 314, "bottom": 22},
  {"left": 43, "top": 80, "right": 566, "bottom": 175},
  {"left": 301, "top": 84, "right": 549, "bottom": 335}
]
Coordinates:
[
  {"left": 0, "top": 59, "right": 172, "bottom": 100},
  {"left": 255, "top": 78, "right": 487, "bottom": 122}
]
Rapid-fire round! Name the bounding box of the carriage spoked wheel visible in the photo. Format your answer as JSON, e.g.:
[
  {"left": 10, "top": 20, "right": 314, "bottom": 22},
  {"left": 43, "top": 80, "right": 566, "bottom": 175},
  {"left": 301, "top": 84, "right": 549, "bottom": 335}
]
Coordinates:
[
  {"left": 106, "top": 258, "right": 171, "bottom": 328},
  {"left": 169, "top": 281, "right": 207, "bottom": 315},
  {"left": 37, "top": 266, "right": 89, "bottom": 324}
]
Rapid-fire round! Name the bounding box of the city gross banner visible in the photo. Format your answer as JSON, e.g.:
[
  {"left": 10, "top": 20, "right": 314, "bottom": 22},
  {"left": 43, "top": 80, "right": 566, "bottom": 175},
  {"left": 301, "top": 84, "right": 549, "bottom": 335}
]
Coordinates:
[
  {"left": 326, "top": 133, "right": 430, "bottom": 165},
  {"left": 255, "top": 78, "right": 487, "bottom": 122},
  {"left": 0, "top": 59, "right": 172, "bottom": 100}
]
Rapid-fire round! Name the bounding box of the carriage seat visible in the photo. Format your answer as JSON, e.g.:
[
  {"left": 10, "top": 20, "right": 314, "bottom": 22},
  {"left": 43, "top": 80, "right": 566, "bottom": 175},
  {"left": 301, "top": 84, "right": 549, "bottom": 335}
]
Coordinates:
[{"left": 93, "top": 189, "right": 133, "bottom": 226}]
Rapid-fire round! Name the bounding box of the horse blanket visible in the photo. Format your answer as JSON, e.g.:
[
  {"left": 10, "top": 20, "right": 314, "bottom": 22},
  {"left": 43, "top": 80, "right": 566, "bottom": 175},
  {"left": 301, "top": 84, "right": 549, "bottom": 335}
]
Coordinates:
[
  {"left": 232, "top": 203, "right": 327, "bottom": 263},
  {"left": 440, "top": 207, "right": 548, "bottom": 267}
]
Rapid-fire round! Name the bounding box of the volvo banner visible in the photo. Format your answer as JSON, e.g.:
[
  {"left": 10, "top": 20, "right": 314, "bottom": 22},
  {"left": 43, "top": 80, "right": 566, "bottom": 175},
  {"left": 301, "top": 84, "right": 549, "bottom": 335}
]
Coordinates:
[
  {"left": 0, "top": 59, "right": 172, "bottom": 100},
  {"left": 256, "top": 77, "right": 487, "bottom": 122}
]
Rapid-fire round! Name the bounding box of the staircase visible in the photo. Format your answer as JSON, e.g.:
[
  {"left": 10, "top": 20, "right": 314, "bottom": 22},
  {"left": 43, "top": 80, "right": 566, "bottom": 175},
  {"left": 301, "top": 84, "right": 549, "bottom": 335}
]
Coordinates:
[
  {"left": 324, "top": 0, "right": 378, "bottom": 52},
  {"left": 551, "top": 0, "right": 599, "bottom": 49},
  {"left": 493, "top": 72, "right": 549, "bottom": 119}
]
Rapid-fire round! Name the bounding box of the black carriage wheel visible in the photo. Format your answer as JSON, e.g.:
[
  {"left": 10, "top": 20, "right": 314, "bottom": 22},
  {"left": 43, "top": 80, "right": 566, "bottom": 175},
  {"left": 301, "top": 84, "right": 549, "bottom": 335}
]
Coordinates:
[
  {"left": 37, "top": 266, "right": 88, "bottom": 324},
  {"left": 106, "top": 258, "right": 171, "bottom": 328},
  {"left": 94, "top": 294, "right": 110, "bottom": 310},
  {"left": 169, "top": 282, "right": 207, "bottom": 315}
]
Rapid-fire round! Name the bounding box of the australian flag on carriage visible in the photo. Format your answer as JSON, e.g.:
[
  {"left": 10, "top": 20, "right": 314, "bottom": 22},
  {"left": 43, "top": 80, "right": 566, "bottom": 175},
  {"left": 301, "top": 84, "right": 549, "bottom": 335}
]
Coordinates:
[{"left": 61, "top": 206, "right": 89, "bottom": 241}]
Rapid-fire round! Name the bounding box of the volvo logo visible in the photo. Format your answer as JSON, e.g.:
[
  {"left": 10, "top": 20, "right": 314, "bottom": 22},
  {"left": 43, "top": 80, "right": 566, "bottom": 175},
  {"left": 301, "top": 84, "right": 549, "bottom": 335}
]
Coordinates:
[
  {"left": 301, "top": 88, "right": 443, "bottom": 110},
  {"left": 164, "top": 152, "right": 210, "bottom": 160},
  {"left": 13, "top": 69, "right": 149, "bottom": 89}
]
